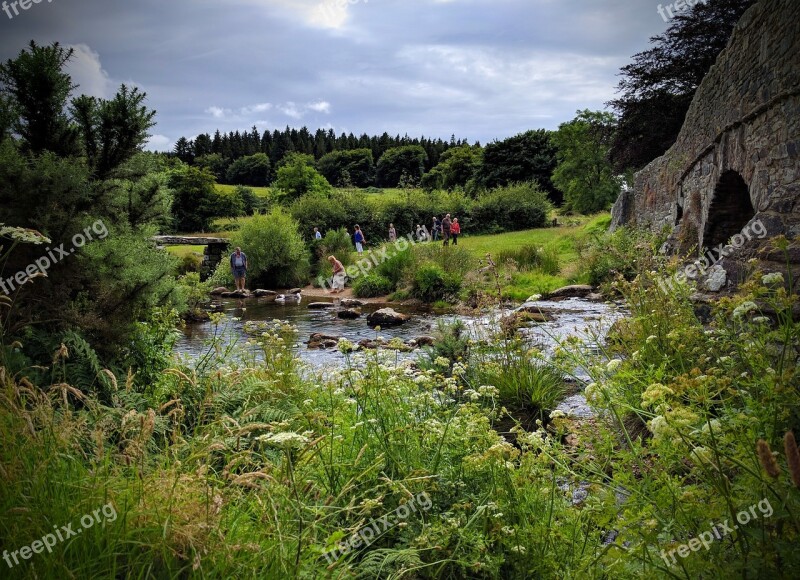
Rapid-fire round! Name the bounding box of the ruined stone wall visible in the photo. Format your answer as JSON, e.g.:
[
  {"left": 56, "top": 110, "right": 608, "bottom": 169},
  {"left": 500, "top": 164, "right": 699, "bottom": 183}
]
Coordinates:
[{"left": 611, "top": 0, "right": 800, "bottom": 291}]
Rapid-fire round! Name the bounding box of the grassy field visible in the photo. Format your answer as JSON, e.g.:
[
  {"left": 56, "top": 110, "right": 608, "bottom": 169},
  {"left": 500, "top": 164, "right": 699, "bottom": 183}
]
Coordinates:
[
  {"left": 170, "top": 212, "right": 611, "bottom": 300},
  {"left": 454, "top": 214, "right": 608, "bottom": 299},
  {"left": 165, "top": 245, "right": 205, "bottom": 259},
  {"left": 215, "top": 183, "right": 272, "bottom": 198}
]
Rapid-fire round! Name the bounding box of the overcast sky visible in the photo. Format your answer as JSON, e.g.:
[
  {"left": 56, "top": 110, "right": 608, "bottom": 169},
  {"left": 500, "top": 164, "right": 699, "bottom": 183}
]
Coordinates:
[{"left": 0, "top": 0, "right": 667, "bottom": 151}]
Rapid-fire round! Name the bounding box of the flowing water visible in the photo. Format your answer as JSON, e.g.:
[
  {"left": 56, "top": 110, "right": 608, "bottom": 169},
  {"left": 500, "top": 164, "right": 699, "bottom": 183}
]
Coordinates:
[{"left": 175, "top": 296, "right": 624, "bottom": 374}]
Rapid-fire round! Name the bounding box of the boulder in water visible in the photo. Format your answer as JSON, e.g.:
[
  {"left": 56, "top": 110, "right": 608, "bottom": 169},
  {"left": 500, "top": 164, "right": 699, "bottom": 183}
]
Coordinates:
[
  {"left": 337, "top": 308, "right": 362, "bottom": 319},
  {"left": 366, "top": 308, "right": 409, "bottom": 327},
  {"left": 221, "top": 290, "right": 250, "bottom": 298},
  {"left": 253, "top": 289, "right": 278, "bottom": 298},
  {"left": 546, "top": 285, "right": 594, "bottom": 300}
]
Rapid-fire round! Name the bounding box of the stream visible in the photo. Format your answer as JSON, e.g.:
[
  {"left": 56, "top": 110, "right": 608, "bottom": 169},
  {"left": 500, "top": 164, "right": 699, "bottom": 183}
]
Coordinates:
[{"left": 175, "top": 296, "right": 625, "bottom": 376}]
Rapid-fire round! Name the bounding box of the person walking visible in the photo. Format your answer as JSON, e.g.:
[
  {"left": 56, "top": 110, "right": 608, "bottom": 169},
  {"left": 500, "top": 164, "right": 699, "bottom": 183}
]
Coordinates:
[
  {"left": 327, "top": 255, "right": 346, "bottom": 294},
  {"left": 441, "top": 214, "right": 452, "bottom": 246},
  {"left": 353, "top": 225, "right": 366, "bottom": 254},
  {"left": 230, "top": 247, "right": 248, "bottom": 292},
  {"left": 451, "top": 218, "right": 461, "bottom": 245},
  {"left": 388, "top": 223, "right": 397, "bottom": 243},
  {"left": 314, "top": 227, "right": 322, "bottom": 240},
  {"left": 432, "top": 216, "right": 440, "bottom": 242},
  {"left": 415, "top": 224, "right": 427, "bottom": 242}
]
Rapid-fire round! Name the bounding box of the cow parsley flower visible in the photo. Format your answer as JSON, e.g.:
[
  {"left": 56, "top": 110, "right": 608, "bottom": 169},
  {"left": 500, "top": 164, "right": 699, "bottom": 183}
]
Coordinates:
[
  {"left": 761, "top": 272, "right": 784, "bottom": 286},
  {"left": 733, "top": 301, "right": 758, "bottom": 319}
]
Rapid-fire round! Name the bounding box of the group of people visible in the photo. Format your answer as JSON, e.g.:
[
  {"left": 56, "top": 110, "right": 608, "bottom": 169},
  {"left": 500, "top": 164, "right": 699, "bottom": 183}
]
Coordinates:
[
  {"left": 233, "top": 217, "right": 463, "bottom": 293},
  {"left": 420, "top": 214, "right": 461, "bottom": 245}
]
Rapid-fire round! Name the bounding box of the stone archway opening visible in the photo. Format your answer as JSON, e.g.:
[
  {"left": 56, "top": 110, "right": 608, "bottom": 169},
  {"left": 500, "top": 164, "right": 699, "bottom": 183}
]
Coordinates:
[{"left": 703, "top": 171, "right": 754, "bottom": 249}]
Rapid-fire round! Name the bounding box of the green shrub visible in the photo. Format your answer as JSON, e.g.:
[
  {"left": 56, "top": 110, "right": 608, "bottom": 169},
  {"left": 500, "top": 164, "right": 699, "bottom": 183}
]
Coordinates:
[
  {"left": 471, "top": 182, "right": 552, "bottom": 232},
  {"left": 412, "top": 243, "right": 474, "bottom": 277},
  {"left": 230, "top": 208, "right": 310, "bottom": 287},
  {"left": 476, "top": 356, "right": 566, "bottom": 413},
  {"left": 176, "top": 252, "right": 203, "bottom": 275},
  {"left": 497, "top": 244, "right": 560, "bottom": 275},
  {"left": 207, "top": 259, "right": 233, "bottom": 288},
  {"left": 577, "top": 225, "right": 661, "bottom": 286},
  {"left": 290, "top": 194, "right": 348, "bottom": 237},
  {"left": 421, "top": 319, "right": 470, "bottom": 367},
  {"left": 352, "top": 273, "right": 394, "bottom": 298},
  {"left": 320, "top": 228, "right": 354, "bottom": 262},
  {"left": 413, "top": 263, "right": 461, "bottom": 302},
  {"left": 375, "top": 245, "right": 415, "bottom": 287}
]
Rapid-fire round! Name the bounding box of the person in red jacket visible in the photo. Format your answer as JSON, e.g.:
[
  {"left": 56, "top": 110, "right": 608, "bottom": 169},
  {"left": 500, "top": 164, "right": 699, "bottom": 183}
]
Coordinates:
[{"left": 451, "top": 218, "right": 461, "bottom": 245}]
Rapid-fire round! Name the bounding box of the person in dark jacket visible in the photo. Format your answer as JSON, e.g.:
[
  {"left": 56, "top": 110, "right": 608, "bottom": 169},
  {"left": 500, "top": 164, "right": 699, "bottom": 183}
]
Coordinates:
[{"left": 441, "top": 214, "right": 452, "bottom": 246}]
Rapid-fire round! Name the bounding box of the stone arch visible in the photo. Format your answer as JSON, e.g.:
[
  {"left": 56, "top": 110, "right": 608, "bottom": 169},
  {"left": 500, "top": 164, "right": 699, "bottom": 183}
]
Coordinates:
[{"left": 702, "top": 170, "right": 754, "bottom": 249}]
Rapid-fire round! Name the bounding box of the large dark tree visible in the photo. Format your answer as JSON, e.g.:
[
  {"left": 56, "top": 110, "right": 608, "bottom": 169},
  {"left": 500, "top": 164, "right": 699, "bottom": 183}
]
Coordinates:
[
  {"left": 476, "top": 129, "right": 561, "bottom": 204},
  {"left": 608, "top": 0, "right": 756, "bottom": 172},
  {"left": 0, "top": 41, "right": 79, "bottom": 157},
  {"left": 376, "top": 145, "right": 428, "bottom": 188},
  {"left": 316, "top": 148, "right": 374, "bottom": 187},
  {"left": 0, "top": 41, "right": 178, "bottom": 376},
  {"left": 70, "top": 85, "right": 156, "bottom": 179},
  {"left": 225, "top": 152, "right": 271, "bottom": 186}
]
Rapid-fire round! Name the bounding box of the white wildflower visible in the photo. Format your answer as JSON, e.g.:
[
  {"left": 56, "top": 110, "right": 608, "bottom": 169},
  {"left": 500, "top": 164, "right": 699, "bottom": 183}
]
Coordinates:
[
  {"left": 733, "top": 301, "right": 758, "bottom": 319},
  {"left": 761, "top": 272, "right": 784, "bottom": 286}
]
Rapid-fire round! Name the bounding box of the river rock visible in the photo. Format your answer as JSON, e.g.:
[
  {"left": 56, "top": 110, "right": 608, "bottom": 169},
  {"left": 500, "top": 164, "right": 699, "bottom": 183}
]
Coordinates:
[
  {"left": 308, "top": 302, "right": 335, "bottom": 309},
  {"left": 586, "top": 292, "right": 604, "bottom": 302},
  {"left": 705, "top": 266, "right": 727, "bottom": 292},
  {"left": 546, "top": 285, "right": 594, "bottom": 300},
  {"left": 340, "top": 298, "right": 365, "bottom": 308},
  {"left": 288, "top": 288, "right": 303, "bottom": 295},
  {"left": 221, "top": 290, "right": 250, "bottom": 298},
  {"left": 413, "top": 336, "right": 435, "bottom": 347},
  {"left": 309, "top": 333, "right": 341, "bottom": 342},
  {"left": 205, "top": 302, "right": 225, "bottom": 313},
  {"left": 210, "top": 287, "right": 229, "bottom": 296},
  {"left": 337, "top": 308, "right": 362, "bottom": 319},
  {"left": 518, "top": 311, "right": 553, "bottom": 324},
  {"left": 516, "top": 303, "right": 555, "bottom": 321},
  {"left": 253, "top": 289, "right": 277, "bottom": 298},
  {"left": 366, "top": 308, "right": 410, "bottom": 327},
  {"left": 307, "top": 333, "right": 342, "bottom": 349}
]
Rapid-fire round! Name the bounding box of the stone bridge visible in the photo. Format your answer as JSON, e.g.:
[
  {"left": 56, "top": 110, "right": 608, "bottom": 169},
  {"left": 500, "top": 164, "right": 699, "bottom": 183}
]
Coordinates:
[
  {"left": 611, "top": 0, "right": 800, "bottom": 291},
  {"left": 152, "top": 236, "right": 231, "bottom": 279}
]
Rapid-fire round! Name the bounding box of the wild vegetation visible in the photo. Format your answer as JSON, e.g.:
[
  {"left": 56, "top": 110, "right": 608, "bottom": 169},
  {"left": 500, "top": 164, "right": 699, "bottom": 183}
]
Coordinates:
[
  {"left": 1, "top": 3, "right": 798, "bottom": 577},
  {"left": 1, "top": 225, "right": 797, "bottom": 578}
]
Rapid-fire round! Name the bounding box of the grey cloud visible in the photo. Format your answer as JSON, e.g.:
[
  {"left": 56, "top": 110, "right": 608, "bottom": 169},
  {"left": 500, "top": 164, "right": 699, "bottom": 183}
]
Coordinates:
[{"left": 0, "top": 0, "right": 667, "bottom": 150}]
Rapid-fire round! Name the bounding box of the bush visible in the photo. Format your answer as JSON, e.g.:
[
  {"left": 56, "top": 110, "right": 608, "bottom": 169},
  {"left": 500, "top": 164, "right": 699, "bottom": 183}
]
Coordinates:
[
  {"left": 421, "top": 319, "right": 470, "bottom": 367},
  {"left": 577, "top": 225, "right": 661, "bottom": 286},
  {"left": 471, "top": 182, "right": 552, "bottom": 232},
  {"left": 497, "top": 244, "right": 560, "bottom": 275},
  {"left": 320, "top": 228, "right": 354, "bottom": 262},
  {"left": 375, "top": 245, "right": 415, "bottom": 287},
  {"left": 230, "top": 208, "right": 310, "bottom": 287},
  {"left": 413, "top": 263, "right": 461, "bottom": 302},
  {"left": 274, "top": 153, "right": 331, "bottom": 201},
  {"left": 352, "top": 273, "right": 394, "bottom": 298},
  {"left": 176, "top": 252, "right": 203, "bottom": 275},
  {"left": 412, "top": 243, "right": 475, "bottom": 278},
  {"left": 476, "top": 356, "right": 566, "bottom": 413}
]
